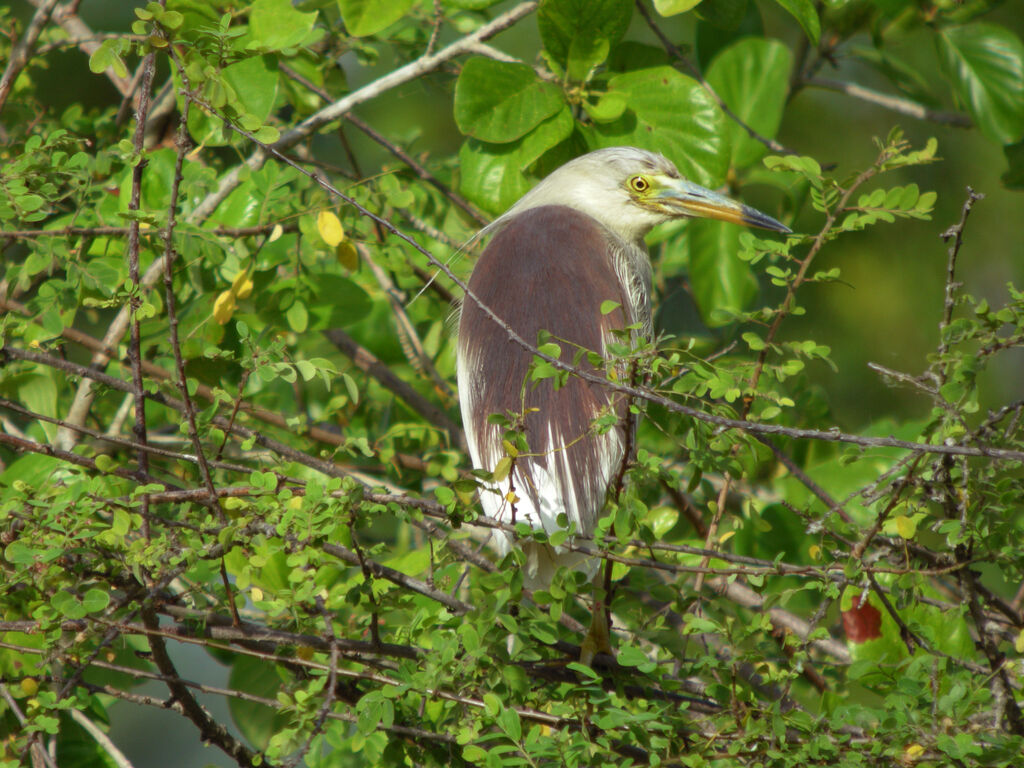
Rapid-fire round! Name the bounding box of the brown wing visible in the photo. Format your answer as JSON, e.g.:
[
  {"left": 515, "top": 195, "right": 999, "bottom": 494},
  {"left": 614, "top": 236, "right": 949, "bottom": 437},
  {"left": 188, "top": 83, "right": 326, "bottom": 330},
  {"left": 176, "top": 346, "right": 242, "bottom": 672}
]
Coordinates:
[{"left": 457, "top": 205, "right": 631, "bottom": 540}]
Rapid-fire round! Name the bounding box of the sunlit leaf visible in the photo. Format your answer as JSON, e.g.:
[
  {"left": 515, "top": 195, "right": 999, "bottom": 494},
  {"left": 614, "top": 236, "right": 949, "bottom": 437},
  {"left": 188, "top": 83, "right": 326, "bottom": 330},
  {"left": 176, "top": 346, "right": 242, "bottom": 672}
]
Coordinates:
[
  {"left": 454, "top": 58, "right": 564, "bottom": 143},
  {"left": 249, "top": 0, "right": 318, "bottom": 50},
  {"left": 587, "top": 66, "right": 728, "bottom": 187},
  {"left": 706, "top": 38, "right": 791, "bottom": 168},
  {"left": 339, "top": 0, "right": 415, "bottom": 37},
  {"left": 937, "top": 23, "right": 1024, "bottom": 144}
]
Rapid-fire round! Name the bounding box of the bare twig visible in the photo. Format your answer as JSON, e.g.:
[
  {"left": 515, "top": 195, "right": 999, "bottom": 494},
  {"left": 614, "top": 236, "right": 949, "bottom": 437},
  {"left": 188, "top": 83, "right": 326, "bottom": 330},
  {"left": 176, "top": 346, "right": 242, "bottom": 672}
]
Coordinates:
[
  {"left": 121, "top": 44, "right": 158, "bottom": 539},
  {"left": 937, "top": 188, "right": 985, "bottom": 360}
]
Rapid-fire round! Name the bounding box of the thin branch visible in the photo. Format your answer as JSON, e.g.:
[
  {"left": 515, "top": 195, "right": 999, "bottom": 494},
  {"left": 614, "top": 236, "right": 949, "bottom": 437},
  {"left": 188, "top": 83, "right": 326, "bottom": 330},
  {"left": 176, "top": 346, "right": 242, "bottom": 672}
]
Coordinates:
[
  {"left": 144, "top": 599, "right": 259, "bottom": 766},
  {"left": 807, "top": 76, "right": 972, "bottom": 128},
  {"left": 937, "top": 187, "right": 985, "bottom": 360},
  {"left": 161, "top": 45, "right": 219, "bottom": 514},
  {"left": 121, "top": 44, "right": 158, "bottom": 539}
]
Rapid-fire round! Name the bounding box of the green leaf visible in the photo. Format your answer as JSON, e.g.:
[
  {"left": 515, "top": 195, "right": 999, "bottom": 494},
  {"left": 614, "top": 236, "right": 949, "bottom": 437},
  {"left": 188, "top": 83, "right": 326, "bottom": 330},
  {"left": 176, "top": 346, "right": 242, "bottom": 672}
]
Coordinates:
[
  {"left": 51, "top": 591, "right": 86, "bottom": 620},
  {"left": 19, "top": 372, "right": 58, "bottom": 443},
  {"left": 773, "top": 0, "right": 820, "bottom": 45},
  {"left": 18, "top": 194, "right": 45, "bottom": 212},
  {"left": 228, "top": 655, "right": 289, "bottom": 749},
  {"left": 937, "top": 23, "right": 1024, "bottom": 144},
  {"left": 616, "top": 644, "right": 651, "bottom": 667},
  {"left": 88, "top": 40, "right": 128, "bottom": 78},
  {"left": 305, "top": 274, "right": 372, "bottom": 328},
  {"left": 445, "top": 0, "right": 501, "bottom": 8},
  {"left": 538, "top": 0, "right": 632, "bottom": 74},
  {"left": 584, "top": 90, "right": 628, "bottom": 123},
  {"left": 458, "top": 106, "right": 574, "bottom": 214},
  {"left": 249, "top": 0, "right": 319, "bottom": 51},
  {"left": 493, "top": 456, "right": 513, "bottom": 483},
  {"left": 339, "top": 0, "right": 416, "bottom": 37},
  {"left": 688, "top": 219, "right": 757, "bottom": 327},
  {"left": 653, "top": 0, "right": 702, "bottom": 15},
  {"left": 454, "top": 58, "right": 564, "bottom": 143},
  {"left": 82, "top": 588, "right": 111, "bottom": 613},
  {"left": 706, "top": 38, "right": 792, "bottom": 169},
  {"left": 567, "top": 36, "right": 610, "bottom": 82},
  {"left": 587, "top": 67, "right": 728, "bottom": 187},
  {"left": 222, "top": 55, "right": 280, "bottom": 125},
  {"left": 497, "top": 707, "right": 521, "bottom": 741},
  {"left": 282, "top": 300, "right": 307, "bottom": 333}
]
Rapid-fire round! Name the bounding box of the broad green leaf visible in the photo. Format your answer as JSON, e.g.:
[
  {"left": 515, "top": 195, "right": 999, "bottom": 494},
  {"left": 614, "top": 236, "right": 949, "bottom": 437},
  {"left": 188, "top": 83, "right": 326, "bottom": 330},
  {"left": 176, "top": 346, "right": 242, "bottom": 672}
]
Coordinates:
[
  {"left": 538, "top": 0, "right": 632, "bottom": 74},
  {"left": 654, "top": 0, "right": 702, "bottom": 15},
  {"left": 210, "top": 161, "right": 286, "bottom": 227},
  {"left": 19, "top": 372, "right": 58, "bottom": 443},
  {"left": 937, "top": 23, "right": 1024, "bottom": 145},
  {"left": 695, "top": 3, "right": 764, "bottom": 70},
  {"left": 88, "top": 39, "right": 128, "bottom": 78},
  {"left": 588, "top": 67, "right": 728, "bottom": 187},
  {"left": 82, "top": 588, "right": 111, "bottom": 613},
  {"left": 454, "top": 58, "right": 564, "bottom": 143},
  {"left": 249, "top": 0, "right": 318, "bottom": 51},
  {"left": 458, "top": 106, "right": 574, "bottom": 214},
  {"left": 221, "top": 55, "right": 280, "bottom": 125},
  {"left": 584, "top": 90, "right": 628, "bottom": 123},
  {"left": 228, "top": 655, "right": 290, "bottom": 749},
  {"left": 286, "top": 300, "right": 308, "bottom": 332},
  {"left": 339, "top": 0, "right": 416, "bottom": 37},
  {"left": 688, "top": 219, "right": 756, "bottom": 327},
  {"left": 305, "top": 274, "right": 372, "bottom": 328},
  {"left": 567, "top": 36, "right": 610, "bottom": 82},
  {"left": 0, "top": 453, "right": 61, "bottom": 489},
  {"left": 706, "top": 38, "right": 791, "bottom": 168},
  {"left": 773, "top": 0, "right": 820, "bottom": 45},
  {"left": 18, "top": 194, "right": 45, "bottom": 212},
  {"left": 51, "top": 591, "right": 87, "bottom": 620},
  {"left": 54, "top": 713, "right": 120, "bottom": 768}
]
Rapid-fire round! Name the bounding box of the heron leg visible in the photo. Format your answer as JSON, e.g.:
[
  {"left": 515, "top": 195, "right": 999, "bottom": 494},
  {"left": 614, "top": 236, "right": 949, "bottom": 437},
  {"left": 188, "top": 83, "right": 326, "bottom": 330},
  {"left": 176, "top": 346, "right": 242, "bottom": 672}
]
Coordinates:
[{"left": 579, "top": 564, "right": 614, "bottom": 665}]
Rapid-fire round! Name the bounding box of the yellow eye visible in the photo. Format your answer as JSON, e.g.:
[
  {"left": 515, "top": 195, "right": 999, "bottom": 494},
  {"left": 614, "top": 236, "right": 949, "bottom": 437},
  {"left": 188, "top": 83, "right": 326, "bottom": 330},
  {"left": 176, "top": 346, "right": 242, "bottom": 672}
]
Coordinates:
[{"left": 628, "top": 175, "right": 649, "bottom": 193}]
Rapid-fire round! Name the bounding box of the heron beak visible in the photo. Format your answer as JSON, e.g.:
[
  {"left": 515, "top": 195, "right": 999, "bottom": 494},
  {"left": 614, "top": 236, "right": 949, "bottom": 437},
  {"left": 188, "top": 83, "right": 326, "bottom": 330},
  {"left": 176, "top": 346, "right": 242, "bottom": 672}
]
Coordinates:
[{"left": 656, "top": 178, "right": 791, "bottom": 234}]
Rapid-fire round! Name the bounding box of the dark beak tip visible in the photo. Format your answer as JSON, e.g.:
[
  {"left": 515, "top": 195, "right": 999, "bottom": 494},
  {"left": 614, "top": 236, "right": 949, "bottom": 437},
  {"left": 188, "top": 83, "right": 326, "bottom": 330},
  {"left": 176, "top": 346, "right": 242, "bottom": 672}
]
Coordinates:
[{"left": 741, "top": 206, "right": 792, "bottom": 235}]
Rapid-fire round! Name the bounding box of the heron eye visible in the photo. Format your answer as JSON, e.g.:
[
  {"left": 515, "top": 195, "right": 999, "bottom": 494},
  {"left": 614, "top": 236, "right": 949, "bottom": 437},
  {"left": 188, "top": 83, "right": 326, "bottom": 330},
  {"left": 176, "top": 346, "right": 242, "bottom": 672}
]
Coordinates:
[{"left": 628, "top": 175, "right": 649, "bottom": 193}]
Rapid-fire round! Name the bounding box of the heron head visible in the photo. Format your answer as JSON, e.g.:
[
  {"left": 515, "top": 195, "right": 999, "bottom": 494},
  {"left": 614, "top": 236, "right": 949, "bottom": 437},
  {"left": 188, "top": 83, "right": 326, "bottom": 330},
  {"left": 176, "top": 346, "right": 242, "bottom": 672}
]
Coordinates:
[{"left": 499, "top": 146, "right": 790, "bottom": 244}]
